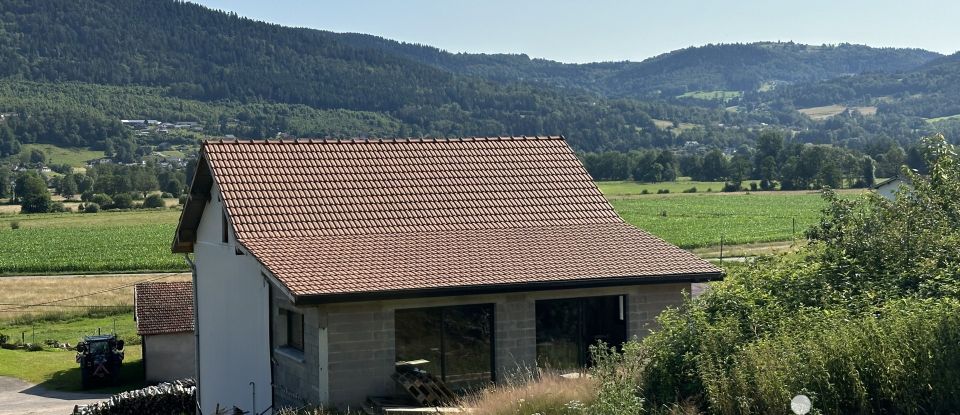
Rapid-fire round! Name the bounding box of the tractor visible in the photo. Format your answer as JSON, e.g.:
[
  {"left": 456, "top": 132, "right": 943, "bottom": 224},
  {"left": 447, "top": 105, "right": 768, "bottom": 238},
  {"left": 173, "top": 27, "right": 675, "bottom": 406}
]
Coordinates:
[{"left": 76, "top": 334, "right": 125, "bottom": 389}]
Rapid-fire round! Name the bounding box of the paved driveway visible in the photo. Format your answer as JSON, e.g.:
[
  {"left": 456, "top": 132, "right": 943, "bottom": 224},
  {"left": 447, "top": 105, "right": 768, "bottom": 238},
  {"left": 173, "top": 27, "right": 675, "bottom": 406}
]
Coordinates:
[{"left": 0, "top": 376, "right": 110, "bottom": 415}]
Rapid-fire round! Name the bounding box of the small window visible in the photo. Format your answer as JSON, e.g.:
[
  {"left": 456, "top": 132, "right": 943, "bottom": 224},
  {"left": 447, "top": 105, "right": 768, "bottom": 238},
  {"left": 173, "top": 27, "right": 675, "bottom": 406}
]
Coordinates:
[
  {"left": 285, "top": 310, "right": 304, "bottom": 351},
  {"left": 221, "top": 210, "right": 229, "bottom": 243}
]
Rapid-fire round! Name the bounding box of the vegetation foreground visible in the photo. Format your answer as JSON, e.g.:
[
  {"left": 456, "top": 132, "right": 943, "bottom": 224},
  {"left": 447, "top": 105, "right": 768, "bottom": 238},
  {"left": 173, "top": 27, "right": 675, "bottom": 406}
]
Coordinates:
[{"left": 464, "top": 135, "right": 960, "bottom": 414}]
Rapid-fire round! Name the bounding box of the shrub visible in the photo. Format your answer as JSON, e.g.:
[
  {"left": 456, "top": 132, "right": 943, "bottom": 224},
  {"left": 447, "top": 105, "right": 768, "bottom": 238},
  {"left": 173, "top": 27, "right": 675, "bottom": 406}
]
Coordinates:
[
  {"left": 142, "top": 194, "right": 166, "bottom": 209},
  {"left": 26, "top": 343, "right": 44, "bottom": 352},
  {"left": 111, "top": 193, "right": 133, "bottom": 209},
  {"left": 9, "top": 221, "right": 19, "bottom": 230},
  {"left": 722, "top": 181, "right": 742, "bottom": 192},
  {"left": 178, "top": 194, "right": 188, "bottom": 205},
  {"left": 749, "top": 182, "right": 758, "bottom": 191},
  {"left": 89, "top": 193, "right": 113, "bottom": 208},
  {"left": 160, "top": 192, "right": 174, "bottom": 199},
  {"left": 49, "top": 202, "right": 67, "bottom": 213},
  {"left": 682, "top": 187, "right": 697, "bottom": 193},
  {"left": 83, "top": 203, "right": 100, "bottom": 213},
  {"left": 657, "top": 189, "right": 670, "bottom": 194}
]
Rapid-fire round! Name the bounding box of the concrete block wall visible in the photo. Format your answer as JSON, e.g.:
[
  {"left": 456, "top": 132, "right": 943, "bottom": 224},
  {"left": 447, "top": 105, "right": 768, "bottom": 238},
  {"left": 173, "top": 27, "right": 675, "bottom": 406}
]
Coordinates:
[
  {"left": 271, "top": 291, "right": 322, "bottom": 409},
  {"left": 272, "top": 283, "right": 692, "bottom": 409}
]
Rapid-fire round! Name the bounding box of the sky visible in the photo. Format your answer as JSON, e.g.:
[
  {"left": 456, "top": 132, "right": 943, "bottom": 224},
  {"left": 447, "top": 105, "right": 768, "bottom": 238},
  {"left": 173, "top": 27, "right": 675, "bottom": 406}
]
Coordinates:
[{"left": 191, "top": 0, "right": 960, "bottom": 63}]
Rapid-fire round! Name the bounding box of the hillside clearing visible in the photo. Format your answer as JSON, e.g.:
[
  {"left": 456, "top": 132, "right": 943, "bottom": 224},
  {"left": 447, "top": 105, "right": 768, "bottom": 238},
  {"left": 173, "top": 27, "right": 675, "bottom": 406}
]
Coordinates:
[
  {"left": 19, "top": 144, "right": 104, "bottom": 169},
  {"left": 798, "top": 104, "right": 876, "bottom": 119}
]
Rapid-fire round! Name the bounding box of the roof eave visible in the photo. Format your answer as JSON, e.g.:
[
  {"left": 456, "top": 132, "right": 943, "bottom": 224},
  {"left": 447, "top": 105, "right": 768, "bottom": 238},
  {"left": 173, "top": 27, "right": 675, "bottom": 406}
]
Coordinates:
[{"left": 291, "top": 270, "right": 724, "bottom": 306}]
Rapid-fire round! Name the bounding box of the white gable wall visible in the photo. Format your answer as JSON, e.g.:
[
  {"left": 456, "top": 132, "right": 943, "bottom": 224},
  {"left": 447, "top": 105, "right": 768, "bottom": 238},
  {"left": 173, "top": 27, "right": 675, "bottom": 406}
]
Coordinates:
[{"left": 194, "top": 182, "right": 272, "bottom": 414}]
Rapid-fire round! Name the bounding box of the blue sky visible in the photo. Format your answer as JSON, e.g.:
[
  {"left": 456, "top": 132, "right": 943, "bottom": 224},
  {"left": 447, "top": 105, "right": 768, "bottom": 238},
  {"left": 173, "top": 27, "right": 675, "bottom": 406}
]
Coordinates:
[{"left": 191, "top": 0, "right": 959, "bottom": 63}]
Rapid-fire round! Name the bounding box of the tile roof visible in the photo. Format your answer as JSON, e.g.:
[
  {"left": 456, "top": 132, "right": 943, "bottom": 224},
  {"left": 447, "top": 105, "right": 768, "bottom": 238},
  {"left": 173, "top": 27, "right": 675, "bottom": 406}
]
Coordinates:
[
  {"left": 177, "top": 136, "right": 722, "bottom": 300},
  {"left": 135, "top": 282, "right": 194, "bottom": 335}
]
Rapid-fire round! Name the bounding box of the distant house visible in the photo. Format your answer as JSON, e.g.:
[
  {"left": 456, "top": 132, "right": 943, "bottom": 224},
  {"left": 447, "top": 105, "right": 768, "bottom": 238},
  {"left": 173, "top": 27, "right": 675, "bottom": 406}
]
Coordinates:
[
  {"left": 134, "top": 281, "right": 196, "bottom": 383},
  {"left": 172, "top": 136, "right": 723, "bottom": 412},
  {"left": 874, "top": 175, "right": 913, "bottom": 200}
]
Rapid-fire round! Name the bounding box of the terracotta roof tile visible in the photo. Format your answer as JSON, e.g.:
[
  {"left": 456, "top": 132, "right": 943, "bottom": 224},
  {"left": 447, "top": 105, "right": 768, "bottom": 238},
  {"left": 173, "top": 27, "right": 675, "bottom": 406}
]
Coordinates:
[
  {"left": 135, "top": 282, "right": 194, "bottom": 335},
  {"left": 191, "top": 136, "right": 721, "bottom": 298}
]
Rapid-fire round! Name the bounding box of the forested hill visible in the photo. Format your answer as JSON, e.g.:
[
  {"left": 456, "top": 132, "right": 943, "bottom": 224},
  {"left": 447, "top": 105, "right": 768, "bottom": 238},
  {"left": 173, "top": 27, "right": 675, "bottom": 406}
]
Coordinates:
[
  {"left": 0, "top": 0, "right": 954, "bottom": 156},
  {"left": 335, "top": 34, "right": 940, "bottom": 99},
  {"left": 0, "top": 0, "right": 733, "bottom": 151},
  {"left": 754, "top": 51, "right": 960, "bottom": 118}
]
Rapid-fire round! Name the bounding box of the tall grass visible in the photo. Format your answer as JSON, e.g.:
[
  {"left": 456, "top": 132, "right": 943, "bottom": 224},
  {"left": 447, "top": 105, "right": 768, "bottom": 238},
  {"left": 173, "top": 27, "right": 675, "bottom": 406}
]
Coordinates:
[{"left": 466, "top": 371, "right": 596, "bottom": 415}]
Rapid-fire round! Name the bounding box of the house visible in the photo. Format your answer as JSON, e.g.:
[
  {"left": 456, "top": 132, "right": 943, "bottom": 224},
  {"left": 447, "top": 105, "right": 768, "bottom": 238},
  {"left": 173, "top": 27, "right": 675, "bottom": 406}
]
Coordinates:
[
  {"left": 874, "top": 175, "right": 913, "bottom": 200},
  {"left": 171, "top": 136, "right": 723, "bottom": 413},
  {"left": 134, "top": 281, "right": 197, "bottom": 383}
]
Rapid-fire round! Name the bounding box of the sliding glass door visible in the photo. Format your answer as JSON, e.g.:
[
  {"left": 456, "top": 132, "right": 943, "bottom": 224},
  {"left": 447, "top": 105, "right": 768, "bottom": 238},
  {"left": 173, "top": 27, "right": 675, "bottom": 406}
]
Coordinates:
[
  {"left": 395, "top": 303, "right": 494, "bottom": 391},
  {"left": 535, "top": 295, "right": 627, "bottom": 371}
]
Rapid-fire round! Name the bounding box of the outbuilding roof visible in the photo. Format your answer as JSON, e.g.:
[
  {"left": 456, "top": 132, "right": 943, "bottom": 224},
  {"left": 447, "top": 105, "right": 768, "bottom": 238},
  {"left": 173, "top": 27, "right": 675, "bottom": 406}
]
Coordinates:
[
  {"left": 135, "top": 281, "right": 194, "bottom": 335},
  {"left": 174, "top": 136, "right": 722, "bottom": 302}
]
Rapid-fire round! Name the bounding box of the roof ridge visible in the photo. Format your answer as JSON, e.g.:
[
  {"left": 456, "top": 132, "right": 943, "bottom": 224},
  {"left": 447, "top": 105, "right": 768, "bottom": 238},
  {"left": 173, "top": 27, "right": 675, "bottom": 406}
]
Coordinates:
[{"left": 202, "top": 135, "right": 565, "bottom": 145}]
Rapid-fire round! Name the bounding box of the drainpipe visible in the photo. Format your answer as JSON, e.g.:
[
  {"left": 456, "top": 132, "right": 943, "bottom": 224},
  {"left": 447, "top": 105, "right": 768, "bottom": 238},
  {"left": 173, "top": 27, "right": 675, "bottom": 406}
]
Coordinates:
[{"left": 184, "top": 253, "right": 201, "bottom": 413}]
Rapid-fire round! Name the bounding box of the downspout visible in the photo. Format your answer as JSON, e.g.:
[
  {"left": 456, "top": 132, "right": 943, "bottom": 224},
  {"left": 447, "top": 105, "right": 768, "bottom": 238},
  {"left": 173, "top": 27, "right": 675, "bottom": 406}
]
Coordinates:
[{"left": 184, "top": 253, "right": 201, "bottom": 413}]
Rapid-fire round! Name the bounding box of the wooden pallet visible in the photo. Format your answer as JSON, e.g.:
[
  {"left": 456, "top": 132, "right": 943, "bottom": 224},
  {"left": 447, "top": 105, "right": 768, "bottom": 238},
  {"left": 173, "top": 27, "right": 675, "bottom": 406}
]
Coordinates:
[{"left": 391, "top": 368, "right": 458, "bottom": 406}]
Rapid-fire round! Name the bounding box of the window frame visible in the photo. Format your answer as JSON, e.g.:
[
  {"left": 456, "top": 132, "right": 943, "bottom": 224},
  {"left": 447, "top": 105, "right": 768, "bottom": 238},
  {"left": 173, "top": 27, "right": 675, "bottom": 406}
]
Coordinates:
[
  {"left": 283, "top": 309, "right": 305, "bottom": 352},
  {"left": 394, "top": 303, "right": 496, "bottom": 390}
]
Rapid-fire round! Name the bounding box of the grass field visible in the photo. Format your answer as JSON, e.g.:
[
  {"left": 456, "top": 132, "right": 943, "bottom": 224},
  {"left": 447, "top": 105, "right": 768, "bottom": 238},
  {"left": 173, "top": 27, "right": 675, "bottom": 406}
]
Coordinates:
[
  {"left": 0, "top": 273, "right": 191, "bottom": 323},
  {"left": 19, "top": 144, "right": 104, "bottom": 168},
  {"left": 0, "top": 312, "right": 144, "bottom": 391},
  {"left": 597, "top": 180, "right": 759, "bottom": 195},
  {"left": 605, "top": 191, "right": 851, "bottom": 248},
  {"left": 0, "top": 210, "right": 186, "bottom": 275},
  {"left": 798, "top": 105, "right": 877, "bottom": 120}
]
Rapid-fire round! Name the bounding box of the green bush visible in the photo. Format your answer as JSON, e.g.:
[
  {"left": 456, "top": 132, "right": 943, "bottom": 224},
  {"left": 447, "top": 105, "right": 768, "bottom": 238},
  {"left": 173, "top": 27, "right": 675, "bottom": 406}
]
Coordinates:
[
  {"left": 142, "top": 194, "right": 166, "bottom": 208},
  {"left": 682, "top": 187, "right": 697, "bottom": 193},
  {"left": 89, "top": 193, "right": 113, "bottom": 208},
  {"left": 9, "top": 221, "right": 18, "bottom": 230},
  {"left": 83, "top": 202, "right": 100, "bottom": 213},
  {"left": 636, "top": 135, "right": 960, "bottom": 414},
  {"left": 178, "top": 194, "right": 188, "bottom": 205},
  {"left": 111, "top": 193, "right": 133, "bottom": 209}
]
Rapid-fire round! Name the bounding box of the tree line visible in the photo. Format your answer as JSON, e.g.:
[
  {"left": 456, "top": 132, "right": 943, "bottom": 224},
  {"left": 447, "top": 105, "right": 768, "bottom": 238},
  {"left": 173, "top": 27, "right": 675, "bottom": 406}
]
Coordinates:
[{"left": 580, "top": 131, "right": 926, "bottom": 190}]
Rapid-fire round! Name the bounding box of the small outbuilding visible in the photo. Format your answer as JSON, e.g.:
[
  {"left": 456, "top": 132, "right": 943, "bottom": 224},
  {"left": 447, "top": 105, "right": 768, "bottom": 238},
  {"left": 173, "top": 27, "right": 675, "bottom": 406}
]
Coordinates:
[{"left": 134, "top": 281, "right": 196, "bottom": 383}]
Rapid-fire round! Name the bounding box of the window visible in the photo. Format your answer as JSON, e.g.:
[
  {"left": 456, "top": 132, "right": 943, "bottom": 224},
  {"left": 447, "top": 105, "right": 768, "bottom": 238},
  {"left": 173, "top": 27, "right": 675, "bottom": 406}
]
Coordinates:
[
  {"left": 284, "top": 310, "right": 304, "bottom": 351},
  {"left": 221, "top": 210, "right": 229, "bottom": 243},
  {"left": 395, "top": 304, "right": 494, "bottom": 391},
  {"left": 535, "top": 295, "right": 626, "bottom": 371}
]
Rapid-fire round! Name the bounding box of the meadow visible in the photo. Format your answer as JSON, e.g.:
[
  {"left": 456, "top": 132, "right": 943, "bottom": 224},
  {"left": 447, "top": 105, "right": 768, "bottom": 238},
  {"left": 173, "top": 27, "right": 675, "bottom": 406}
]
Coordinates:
[
  {"left": 0, "top": 181, "right": 861, "bottom": 275},
  {"left": 19, "top": 143, "right": 105, "bottom": 169},
  {"left": 0, "top": 312, "right": 143, "bottom": 392},
  {"left": 597, "top": 182, "right": 862, "bottom": 248},
  {"left": 0, "top": 210, "right": 186, "bottom": 275}
]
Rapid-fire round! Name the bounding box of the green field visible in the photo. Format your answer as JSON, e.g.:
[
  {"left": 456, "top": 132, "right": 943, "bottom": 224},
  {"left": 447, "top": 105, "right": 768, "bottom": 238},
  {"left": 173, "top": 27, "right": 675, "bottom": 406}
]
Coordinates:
[
  {"left": 0, "top": 210, "right": 185, "bottom": 274},
  {"left": 19, "top": 144, "right": 104, "bottom": 168},
  {"left": 606, "top": 192, "right": 844, "bottom": 248},
  {"left": 0, "top": 183, "right": 855, "bottom": 274},
  {"left": 0, "top": 312, "right": 142, "bottom": 391},
  {"left": 597, "top": 180, "right": 759, "bottom": 195}
]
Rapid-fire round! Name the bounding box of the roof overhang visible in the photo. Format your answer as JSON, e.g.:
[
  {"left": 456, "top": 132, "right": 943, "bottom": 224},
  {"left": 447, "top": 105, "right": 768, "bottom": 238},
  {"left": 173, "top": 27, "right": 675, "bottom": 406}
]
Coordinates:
[
  {"left": 291, "top": 271, "right": 724, "bottom": 306},
  {"left": 172, "top": 153, "right": 214, "bottom": 253}
]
